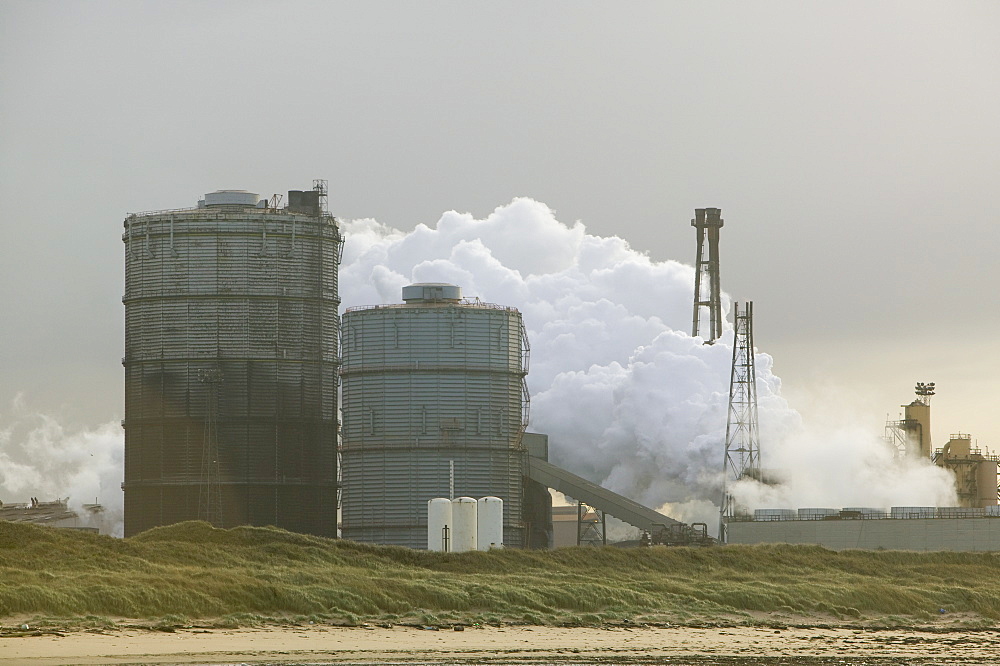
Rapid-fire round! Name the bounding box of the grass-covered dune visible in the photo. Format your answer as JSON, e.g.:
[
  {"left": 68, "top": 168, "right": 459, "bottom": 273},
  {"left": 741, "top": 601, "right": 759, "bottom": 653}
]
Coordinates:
[{"left": 3, "top": 520, "right": 1000, "bottom": 628}]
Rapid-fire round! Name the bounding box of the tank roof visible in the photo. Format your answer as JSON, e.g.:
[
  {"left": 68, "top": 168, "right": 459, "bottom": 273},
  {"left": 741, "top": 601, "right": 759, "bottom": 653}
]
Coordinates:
[
  {"left": 200, "top": 190, "right": 260, "bottom": 208},
  {"left": 345, "top": 283, "right": 520, "bottom": 314},
  {"left": 401, "top": 283, "right": 462, "bottom": 303}
]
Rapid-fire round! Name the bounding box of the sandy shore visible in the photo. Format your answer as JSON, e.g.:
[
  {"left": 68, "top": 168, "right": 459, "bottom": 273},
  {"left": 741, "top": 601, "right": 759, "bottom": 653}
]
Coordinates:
[{"left": 3, "top": 624, "right": 1000, "bottom": 665}]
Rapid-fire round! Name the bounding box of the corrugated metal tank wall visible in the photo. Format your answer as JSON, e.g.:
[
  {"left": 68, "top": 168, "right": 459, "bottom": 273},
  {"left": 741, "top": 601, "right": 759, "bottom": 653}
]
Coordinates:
[
  {"left": 340, "top": 285, "right": 529, "bottom": 548},
  {"left": 122, "top": 194, "right": 341, "bottom": 537}
]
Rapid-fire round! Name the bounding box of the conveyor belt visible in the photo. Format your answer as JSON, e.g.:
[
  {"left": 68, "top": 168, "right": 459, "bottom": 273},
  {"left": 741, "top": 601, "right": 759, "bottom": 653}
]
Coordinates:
[{"left": 527, "top": 457, "right": 683, "bottom": 532}]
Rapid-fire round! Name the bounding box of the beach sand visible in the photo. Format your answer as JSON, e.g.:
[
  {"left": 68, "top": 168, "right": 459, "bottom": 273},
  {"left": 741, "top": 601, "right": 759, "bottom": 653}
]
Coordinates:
[{"left": 4, "top": 623, "right": 1000, "bottom": 665}]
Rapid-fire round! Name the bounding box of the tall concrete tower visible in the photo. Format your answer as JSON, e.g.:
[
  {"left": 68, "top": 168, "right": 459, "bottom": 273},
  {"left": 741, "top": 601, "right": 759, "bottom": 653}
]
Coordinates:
[
  {"left": 122, "top": 183, "right": 342, "bottom": 537},
  {"left": 691, "top": 208, "right": 724, "bottom": 342}
]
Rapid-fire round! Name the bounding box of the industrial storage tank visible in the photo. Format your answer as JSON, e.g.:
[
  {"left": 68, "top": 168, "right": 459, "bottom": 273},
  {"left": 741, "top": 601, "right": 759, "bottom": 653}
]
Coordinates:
[
  {"left": 427, "top": 498, "right": 453, "bottom": 552},
  {"left": 890, "top": 506, "right": 936, "bottom": 519},
  {"left": 477, "top": 496, "right": 503, "bottom": 550},
  {"left": 122, "top": 182, "right": 341, "bottom": 537},
  {"left": 753, "top": 509, "right": 796, "bottom": 521},
  {"left": 797, "top": 508, "right": 839, "bottom": 520},
  {"left": 340, "top": 283, "right": 530, "bottom": 548},
  {"left": 843, "top": 507, "right": 888, "bottom": 519},
  {"left": 451, "top": 497, "right": 478, "bottom": 552}
]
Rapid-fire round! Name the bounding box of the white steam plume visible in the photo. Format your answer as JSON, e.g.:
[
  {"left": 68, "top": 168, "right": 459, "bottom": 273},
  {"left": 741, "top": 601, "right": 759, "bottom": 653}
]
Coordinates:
[
  {"left": 0, "top": 394, "right": 124, "bottom": 536},
  {"left": 342, "top": 198, "right": 957, "bottom": 526}
]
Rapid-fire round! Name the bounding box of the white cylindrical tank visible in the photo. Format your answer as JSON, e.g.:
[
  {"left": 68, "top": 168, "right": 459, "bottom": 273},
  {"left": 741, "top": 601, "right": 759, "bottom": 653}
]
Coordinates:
[
  {"left": 844, "top": 507, "right": 888, "bottom": 518},
  {"left": 753, "top": 509, "right": 796, "bottom": 521},
  {"left": 427, "top": 498, "right": 453, "bottom": 552},
  {"left": 202, "top": 189, "right": 260, "bottom": 207},
  {"left": 797, "top": 508, "right": 839, "bottom": 520},
  {"left": 937, "top": 506, "right": 985, "bottom": 518},
  {"left": 890, "top": 506, "right": 935, "bottom": 519},
  {"left": 451, "top": 497, "right": 478, "bottom": 552},
  {"left": 477, "top": 496, "right": 503, "bottom": 550}
]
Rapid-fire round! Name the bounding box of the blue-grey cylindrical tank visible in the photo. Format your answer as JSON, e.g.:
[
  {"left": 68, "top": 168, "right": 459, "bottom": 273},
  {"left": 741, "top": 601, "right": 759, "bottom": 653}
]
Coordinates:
[{"left": 340, "top": 283, "right": 529, "bottom": 548}]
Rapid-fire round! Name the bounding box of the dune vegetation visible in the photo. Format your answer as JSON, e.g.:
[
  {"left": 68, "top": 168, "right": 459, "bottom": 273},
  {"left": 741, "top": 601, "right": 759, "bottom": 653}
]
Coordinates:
[{"left": 3, "top": 520, "right": 1000, "bottom": 629}]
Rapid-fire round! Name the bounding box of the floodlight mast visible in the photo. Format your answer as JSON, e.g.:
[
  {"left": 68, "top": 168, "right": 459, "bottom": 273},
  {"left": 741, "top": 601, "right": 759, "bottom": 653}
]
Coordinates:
[{"left": 915, "top": 381, "right": 936, "bottom": 405}]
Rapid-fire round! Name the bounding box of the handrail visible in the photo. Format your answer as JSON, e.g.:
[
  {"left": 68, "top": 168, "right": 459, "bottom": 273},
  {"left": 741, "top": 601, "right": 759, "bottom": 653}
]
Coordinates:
[
  {"left": 127, "top": 208, "right": 339, "bottom": 221},
  {"left": 345, "top": 301, "right": 519, "bottom": 313}
]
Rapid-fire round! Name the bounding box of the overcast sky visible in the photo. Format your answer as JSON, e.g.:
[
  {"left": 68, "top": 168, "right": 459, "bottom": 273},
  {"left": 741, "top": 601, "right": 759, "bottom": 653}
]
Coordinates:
[{"left": 2, "top": 1, "right": 998, "bottom": 450}]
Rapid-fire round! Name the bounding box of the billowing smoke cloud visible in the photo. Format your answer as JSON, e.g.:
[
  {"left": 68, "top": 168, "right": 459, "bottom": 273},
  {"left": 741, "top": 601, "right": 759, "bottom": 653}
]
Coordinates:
[
  {"left": 342, "top": 198, "right": 956, "bottom": 527},
  {"left": 0, "top": 394, "right": 124, "bottom": 536},
  {"left": 734, "top": 423, "right": 957, "bottom": 512}
]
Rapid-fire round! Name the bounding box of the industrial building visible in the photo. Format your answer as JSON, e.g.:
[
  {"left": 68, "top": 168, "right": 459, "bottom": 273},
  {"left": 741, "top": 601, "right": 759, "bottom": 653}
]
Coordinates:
[
  {"left": 122, "top": 184, "right": 341, "bottom": 537},
  {"left": 886, "top": 385, "right": 999, "bottom": 509},
  {"left": 727, "top": 386, "right": 1000, "bottom": 551},
  {"left": 727, "top": 507, "right": 1000, "bottom": 552},
  {"left": 551, "top": 504, "right": 611, "bottom": 548},
  {"left": 339, "top": 283, "right": 710, "bottom": 549},
  {"left": 119, "top": 184, "right": 700, "bottom": 546},
  {"left": 0, "top": 498, "right": 105, "bottom": 533},
  {"left": 339, "top": 283, "right": 547, "bottom": 548}
]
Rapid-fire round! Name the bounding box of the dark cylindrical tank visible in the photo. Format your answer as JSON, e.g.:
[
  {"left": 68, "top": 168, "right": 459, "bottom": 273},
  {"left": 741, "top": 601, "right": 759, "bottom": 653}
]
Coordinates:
[
  {"left": 122, "top": 188, "right": 341, "bottom": 537},
  {"left": 340, "top": 283, "right": 529, "bottom": 548}
]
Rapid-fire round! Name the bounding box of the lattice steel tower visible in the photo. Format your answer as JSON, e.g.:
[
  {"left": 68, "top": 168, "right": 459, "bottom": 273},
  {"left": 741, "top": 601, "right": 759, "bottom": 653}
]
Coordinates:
[
  {"left": 719, "top": 301, "right": 761, "bottom": 541},
  {"left": 691, "top": 208, "right": 724, "bottom": 343}
]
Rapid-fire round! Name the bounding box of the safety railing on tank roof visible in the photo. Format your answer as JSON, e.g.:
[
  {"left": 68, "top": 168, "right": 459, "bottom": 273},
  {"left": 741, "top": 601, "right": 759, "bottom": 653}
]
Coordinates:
[
  {"left": 126, "top": 207, "right": 200, "bottom": 218},
  {"left": 344, "top": 300, "right": 520, "bottom": 313},
  {"left": 127, "top": 207, "right": 340, "bottom": 220}
]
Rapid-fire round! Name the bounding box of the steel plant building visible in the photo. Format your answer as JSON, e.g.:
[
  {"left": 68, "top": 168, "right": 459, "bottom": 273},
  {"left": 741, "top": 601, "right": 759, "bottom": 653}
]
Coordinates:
[
  {"left": 339, "top": 283, "right": 534, "bottom": 548},
  {"left": 121, "top": 184, "right": 341, "bottom": 537}
]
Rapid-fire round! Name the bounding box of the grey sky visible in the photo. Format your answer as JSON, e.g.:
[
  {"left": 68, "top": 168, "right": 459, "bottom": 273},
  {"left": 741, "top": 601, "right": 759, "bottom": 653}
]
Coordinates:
[{"left": 1, "top": 1, "right": 998, "bottom": 449}]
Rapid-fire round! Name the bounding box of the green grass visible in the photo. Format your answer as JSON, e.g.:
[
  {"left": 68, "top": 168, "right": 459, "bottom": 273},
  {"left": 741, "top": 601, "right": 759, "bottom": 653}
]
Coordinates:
[{"left": 3, "top": 520, "right": 1000, "bottom": 627}]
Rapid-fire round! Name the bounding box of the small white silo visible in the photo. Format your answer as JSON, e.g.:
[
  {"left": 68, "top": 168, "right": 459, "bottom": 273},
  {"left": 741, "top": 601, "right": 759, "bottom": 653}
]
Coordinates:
[
  {"left": 753, "top": 509, "right": 796, "bottom": 521},
  {"left": 844, "top": 507, "right": 888, "bottom": 519},
  {"left": 477, "top": 496, "right": 504, "bottom": 550},
  {"left": 797, "top": 508, "right": 839, "bottom": 520},
  {"left": 451, "top": 497, "right": 478, "bottom": 552},
  {"left": 890, "top": 506, "right": 935, "bottom": 519},
  {"left": 427, "top": 498, "right": 453, "bottom": 552}
]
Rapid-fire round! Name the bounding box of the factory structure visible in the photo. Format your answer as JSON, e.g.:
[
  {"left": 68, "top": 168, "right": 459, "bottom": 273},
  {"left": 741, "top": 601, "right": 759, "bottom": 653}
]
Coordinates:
[
  {"left": 121, "top": 184, "right": 340, "bottom": 537},
  {"left": 685, "top": 207, "right": 1000, "bottom": 552},
  {"left": 887, "top": 385, "right": 999, "bottom": 509},
  {"left": 727, "top": 384, "right": 1000, "bottom": 551},
  {"left": 110, "top": 186, "right": 1000, "bottom": 553},
  {"left": 339, "top": 282, "right": 543, "bottom": 549},
  {"left": 0, "top": 498, "right": 106, "bottom": 533},
  {"left": 120, "top": 185, "right": 710, "bottom": 548}
]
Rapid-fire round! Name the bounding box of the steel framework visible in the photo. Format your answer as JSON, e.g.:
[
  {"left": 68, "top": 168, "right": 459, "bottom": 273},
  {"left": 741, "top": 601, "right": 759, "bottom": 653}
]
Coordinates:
[
  {"left": 575, "top": 501, "right": 607, "bottom": 546},
  {"left": 884, "top": 382, "right": 935, "bottom": 458},
  {"left": 719, "top": 301, "right": 761, "bottom": 542},
  {"left": 691, "top": 208, "right": 724, "bottom": 342}
]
